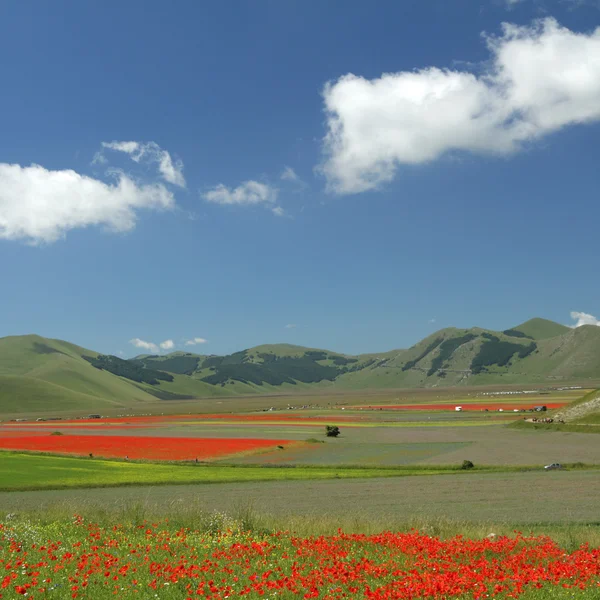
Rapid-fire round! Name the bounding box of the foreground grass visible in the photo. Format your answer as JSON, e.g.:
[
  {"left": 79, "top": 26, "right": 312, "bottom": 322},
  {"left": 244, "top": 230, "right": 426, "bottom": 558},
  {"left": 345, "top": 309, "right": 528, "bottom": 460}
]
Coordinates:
[
  {"left": 1, "top": 510, "right": 599, "bottom": 599},
  {"left": 2, "top": 452, "right": 598, "bottom": 492},
  {"left": 8, "top": 500, "right": 600, "bottom": 549}
]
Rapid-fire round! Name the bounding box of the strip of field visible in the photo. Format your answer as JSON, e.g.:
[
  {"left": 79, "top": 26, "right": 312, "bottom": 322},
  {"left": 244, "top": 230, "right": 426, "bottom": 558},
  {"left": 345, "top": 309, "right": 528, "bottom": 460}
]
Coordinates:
[
  {"left": 2, "top": 470, "right": 599, "bottom": 525},
  {"left": 0, "top": 435, "right": 295, "bottom": 460},
  {"left": 0, "top": 452, "right": 488, "bottom": 491},
  {"left": 1, "top": 452, "right": 590, "bottom": 492}
]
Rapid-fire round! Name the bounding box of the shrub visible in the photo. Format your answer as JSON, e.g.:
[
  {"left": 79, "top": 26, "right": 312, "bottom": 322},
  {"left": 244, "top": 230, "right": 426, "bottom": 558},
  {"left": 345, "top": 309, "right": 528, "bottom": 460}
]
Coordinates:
[
  {"left": 461, "top": 460, "right": 474, "bottom": 470},
  {"left": 325, "top": 425, "right": 341, "bottom": 438},
  {"left": 50, "top": 431, "right": 63, "bottom": 436}
]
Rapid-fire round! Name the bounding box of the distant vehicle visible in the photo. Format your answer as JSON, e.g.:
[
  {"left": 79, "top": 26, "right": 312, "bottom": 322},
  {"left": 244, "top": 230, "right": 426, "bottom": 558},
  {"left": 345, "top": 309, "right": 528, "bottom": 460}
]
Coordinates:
[
  {"left": 454, "top": 406, "right": 462, "bottom": 411},
  {"left": 544, "top": 463, "right": 563, "bottom": 470},
  {"left": 534, "top": 406, "right": 547, "bottom": 412},
  {"left": 87, "top": 414, "right": 101, "bottom": 419}
]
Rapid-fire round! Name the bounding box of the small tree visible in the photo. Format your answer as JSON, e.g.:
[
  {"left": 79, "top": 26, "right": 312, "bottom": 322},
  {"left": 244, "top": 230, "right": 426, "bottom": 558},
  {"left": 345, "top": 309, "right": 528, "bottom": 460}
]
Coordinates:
[
  {"left": 326, "top": 425, "right": 340, "bottom": 438},
  {"left": 461, "top": 460, "right": 474, "bottom": 470}
]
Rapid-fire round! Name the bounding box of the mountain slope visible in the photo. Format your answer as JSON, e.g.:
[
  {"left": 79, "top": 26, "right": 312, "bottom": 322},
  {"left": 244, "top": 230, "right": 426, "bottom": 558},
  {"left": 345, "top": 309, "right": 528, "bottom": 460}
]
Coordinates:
[
  {"left": 509, "top": 318, "right": 570, "bottom": 340},
  {"left": 1, "top": 318, "right": 598, "bottom": 415},
  {"left": 0, "top": 335, "right": 229, "bottom": 415}
]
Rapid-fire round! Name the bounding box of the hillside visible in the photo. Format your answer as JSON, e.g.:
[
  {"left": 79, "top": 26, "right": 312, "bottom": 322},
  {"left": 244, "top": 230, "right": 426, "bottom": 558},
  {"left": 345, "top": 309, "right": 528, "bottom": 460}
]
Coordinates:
[
  {"left": 508, "top": 318, "right": 570, "bottom": 341},
  {"left": 0, "top": 318, "right": 599, "bottom": 414}
]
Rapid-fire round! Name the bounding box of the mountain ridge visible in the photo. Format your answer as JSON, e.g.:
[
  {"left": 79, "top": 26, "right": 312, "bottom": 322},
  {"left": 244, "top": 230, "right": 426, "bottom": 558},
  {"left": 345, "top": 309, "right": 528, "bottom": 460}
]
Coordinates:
[{"left": 1, "top": 318, "right": 598, "bottom": 414}]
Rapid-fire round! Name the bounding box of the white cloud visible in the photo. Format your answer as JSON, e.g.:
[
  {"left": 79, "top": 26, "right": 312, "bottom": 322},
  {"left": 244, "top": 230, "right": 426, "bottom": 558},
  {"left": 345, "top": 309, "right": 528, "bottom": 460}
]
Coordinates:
[
  {"left": 570, "top": 311, "right": 600, "bottom": 327},
  {"left": 281, "top": 166, "right": 299, "bottom": 182},
  {"left": 285, "top": 324, "right": 297, "bottom": 329},
  {"left": 129, "top": 338, "right": 159, "bottom": 353},
  {"left": 159, "top": 339, "right": 175, "bottom": 350},
  {"left": 185, "top": 337, "right": 208, "bottom": 346},
  {"left": 0, "top": 163, "right": 174, "bottom": 244},
  {"left": 202, "top": 180, "right": 278, "bottom": 206},
  {"left": 429, "top": 318, "right": 437, "bottom": 324},
  {"left": 272, "top": 206, "right": 285, "bottom": 217},
  {"left": 101, "top": 141, "right": 186, "bottom": 187},
  {"left": 505, "top": 0, "right": 524, "bottom": 6},
  {"left": 320, "top": 18, "right": 600, "bottom": 194}
]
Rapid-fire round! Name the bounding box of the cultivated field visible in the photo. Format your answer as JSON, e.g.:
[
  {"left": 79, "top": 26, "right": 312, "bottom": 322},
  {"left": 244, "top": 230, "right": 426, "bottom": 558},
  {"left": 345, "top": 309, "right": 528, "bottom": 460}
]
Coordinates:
[
  {"left": 1, "top": 387, "right": 596, "bottom": 467},
  {"left": 2, "top": 386, "right": 599, "bottom": 599}
]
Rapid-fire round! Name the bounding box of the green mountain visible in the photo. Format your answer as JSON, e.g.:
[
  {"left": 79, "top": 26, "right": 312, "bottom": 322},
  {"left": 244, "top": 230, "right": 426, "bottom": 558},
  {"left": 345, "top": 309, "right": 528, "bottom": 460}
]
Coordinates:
[
  {"left": 0, "top": 318, "right": 599, "bottom": 415},
  {"left": 508, "top": 318, "right": 571, "bottom": 341}
]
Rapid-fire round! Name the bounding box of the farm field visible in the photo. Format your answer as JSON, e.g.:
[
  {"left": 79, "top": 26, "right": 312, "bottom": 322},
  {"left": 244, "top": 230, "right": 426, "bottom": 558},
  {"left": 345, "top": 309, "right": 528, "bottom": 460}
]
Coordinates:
[
  {"left": 2, "top": 516, "right": 600, "bottom": 600},
  {"left": 2, "top": 469, "right": 600, "bottom": 524},
  {"left": 1, "top": 386, "right": 599, "bottom": 599},
  {"left": 0, "top": 453, "right": 487, "bottom": 492},
  {"left": 0, "top": 434, "right": 295, "bottom": 461},
  {"left": 0, "top": 388, "right": 598, "bottom": 467}
]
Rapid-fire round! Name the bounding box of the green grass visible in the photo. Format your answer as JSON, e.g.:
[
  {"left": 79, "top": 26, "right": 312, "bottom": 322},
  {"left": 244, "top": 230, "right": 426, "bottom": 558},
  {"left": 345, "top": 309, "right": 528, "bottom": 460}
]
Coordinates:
[
  {"left": 509, "top": 420, "right": 600, "bottom": 434},
  {"left": 511, "top": 318, "right": 570, "bottom": 340},
  {"left": 6, "top": 504, "right": 600, "bottom": 549},
  {"left": 228, "top": 441, "right": 475, "bottom": 466},
  {"left": 2, "top": 452, "right": 594, "bottom": 492}
]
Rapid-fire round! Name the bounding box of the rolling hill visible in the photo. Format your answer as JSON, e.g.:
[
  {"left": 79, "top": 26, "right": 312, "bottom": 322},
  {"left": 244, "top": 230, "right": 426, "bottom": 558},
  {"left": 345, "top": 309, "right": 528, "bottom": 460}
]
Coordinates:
[{"left": 0, "top": 318, "right": 599, "bottom": 415}]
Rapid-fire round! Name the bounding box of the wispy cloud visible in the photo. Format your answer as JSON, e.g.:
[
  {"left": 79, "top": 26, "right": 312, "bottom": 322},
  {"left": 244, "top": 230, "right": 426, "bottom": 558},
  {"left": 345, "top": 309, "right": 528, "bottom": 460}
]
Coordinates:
[
  {"left": 100, "top": 141, "right": 185, "bottom": 187},
  {"left": 284, "top": 324, "right": 297, "bottom": 329},
  {"left": 272, "top": 206, "right": 286, "bottom": 217},
  {"left": 570, "top": 311, "right": 600, "bottom": 327},
  {"left": 281, "top": 166, "right": 299, "bottom": 182},
  {"left": 0, "top": 164, "right": 174, "bottom": 244},
  {"left": 202, "top": 180, "right": 277, "bottom": 207},
  {"left": 185, "top": 337, "right": 208, "bottom": 346},
  {"left": 320, "top": 18, "right": 600, "bottom": 194}
]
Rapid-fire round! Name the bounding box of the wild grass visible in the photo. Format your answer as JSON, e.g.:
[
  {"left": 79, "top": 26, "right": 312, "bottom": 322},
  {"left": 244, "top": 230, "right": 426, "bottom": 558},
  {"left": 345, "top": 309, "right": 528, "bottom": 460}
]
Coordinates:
[
  {"left": 3, "top": 451, "right": 599, "bottom": 492},
  {"left": 5, "top": 500, "right": 600, "bottom": 550}
]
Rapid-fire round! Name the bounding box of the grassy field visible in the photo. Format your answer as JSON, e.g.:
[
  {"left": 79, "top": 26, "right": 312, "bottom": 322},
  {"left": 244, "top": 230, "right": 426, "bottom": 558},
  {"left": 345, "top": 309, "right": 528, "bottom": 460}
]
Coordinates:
[
  {"left": 3, "top": 511, "right": 599, "bottom": 599},
  {"left": 2, "top": 468, "right": 599, "bottom": 525},
  {"left": 0, "top": 452, "right": 537, "bottom": 491}
]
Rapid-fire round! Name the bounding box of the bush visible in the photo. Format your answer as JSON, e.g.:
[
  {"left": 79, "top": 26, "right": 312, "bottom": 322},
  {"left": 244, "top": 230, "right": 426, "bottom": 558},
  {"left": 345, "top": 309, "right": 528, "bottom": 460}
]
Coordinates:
[
  {"left": 325, "top": 425, "right": 340, "bottom": 438},
  {"left": 50, "top": 431, "right": 63, "bottom": 436},
  {"left": 461, "top": 460, "right": 474, "bottom": 470}
]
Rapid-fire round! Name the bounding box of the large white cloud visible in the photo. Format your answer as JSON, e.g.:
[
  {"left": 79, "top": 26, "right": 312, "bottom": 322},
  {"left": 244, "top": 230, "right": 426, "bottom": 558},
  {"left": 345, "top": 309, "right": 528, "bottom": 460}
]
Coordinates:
[
  {"left": 570, "top": 311, "right": 600, "bottom": 327},
  {"left": 0, "top": 164, "right": 174, "bottom": 244},
  {"left": 159, "top": 339, "right": 175, "bottom": 350},
  {"left": 101, "top": 141, "right": 186, "bottom": 187},
  {"left": 202, "top": 180, "right": 278, "bottom": 206},
  {"left": 321, "top": 18, "right": 600, "bottom": 194}
]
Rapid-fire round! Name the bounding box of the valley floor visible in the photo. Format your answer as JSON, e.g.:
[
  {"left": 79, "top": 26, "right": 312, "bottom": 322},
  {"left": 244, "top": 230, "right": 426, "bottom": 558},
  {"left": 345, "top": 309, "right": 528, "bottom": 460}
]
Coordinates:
[{"left": 2, "top": 469, "right": 599, "bottom": 524}]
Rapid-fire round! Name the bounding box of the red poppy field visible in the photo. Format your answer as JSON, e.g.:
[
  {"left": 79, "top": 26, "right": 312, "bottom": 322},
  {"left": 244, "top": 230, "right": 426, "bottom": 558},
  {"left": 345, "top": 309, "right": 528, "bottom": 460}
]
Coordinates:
[
  {"left": 2, "top": 517, "right": 599, "bottom": 599},
  {"left": 0, "top": 435, "right": 294, "bottom": 461}
]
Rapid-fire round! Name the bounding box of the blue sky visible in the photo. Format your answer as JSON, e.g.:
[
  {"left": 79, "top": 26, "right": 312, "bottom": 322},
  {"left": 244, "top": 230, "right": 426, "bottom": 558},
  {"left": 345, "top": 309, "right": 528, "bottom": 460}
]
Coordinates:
[{"left": 1, "top": 0, "right": 599, "bottom": 356}]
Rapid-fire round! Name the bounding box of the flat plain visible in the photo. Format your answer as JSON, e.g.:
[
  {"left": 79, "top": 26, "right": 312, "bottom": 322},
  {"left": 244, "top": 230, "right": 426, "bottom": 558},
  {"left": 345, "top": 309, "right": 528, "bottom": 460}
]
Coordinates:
[{"left": 0, "top": 386, "right": 598, "bottom": 512}]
